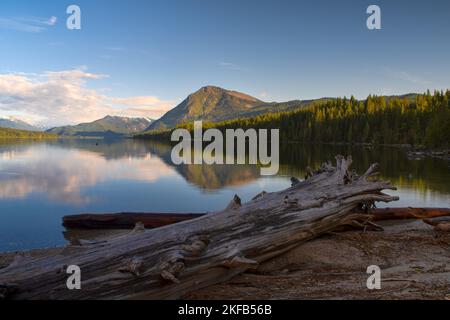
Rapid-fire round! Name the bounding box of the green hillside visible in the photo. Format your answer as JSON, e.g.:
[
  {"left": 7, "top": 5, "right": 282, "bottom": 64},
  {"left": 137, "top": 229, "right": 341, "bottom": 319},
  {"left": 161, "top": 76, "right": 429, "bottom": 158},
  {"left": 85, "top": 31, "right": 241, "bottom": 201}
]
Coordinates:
[
  {"left": 146, "top": 86, "right": 264, "bottom": 131},
  {"left": 0, "top": 127, "right": 58, "bottom": 139},
  {"left": 145, "top": 86, "right": 340, "bottom": 132}
]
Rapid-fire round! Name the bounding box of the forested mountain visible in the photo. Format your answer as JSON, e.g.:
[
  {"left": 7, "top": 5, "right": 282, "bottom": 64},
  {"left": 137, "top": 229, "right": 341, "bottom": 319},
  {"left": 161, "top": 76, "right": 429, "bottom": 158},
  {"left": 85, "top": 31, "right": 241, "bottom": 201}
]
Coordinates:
[
  {"left": 138, "top": 90, "right": 450, "bottom": 148},
  {"left": 144, "top": 86, "right": 340, "bottom": 132},
  {"left": 48, "top": 116, "right": 152, "bottom": 137},
  {"left": 146, "top": 86, "right": 264, "bottom": 131}
]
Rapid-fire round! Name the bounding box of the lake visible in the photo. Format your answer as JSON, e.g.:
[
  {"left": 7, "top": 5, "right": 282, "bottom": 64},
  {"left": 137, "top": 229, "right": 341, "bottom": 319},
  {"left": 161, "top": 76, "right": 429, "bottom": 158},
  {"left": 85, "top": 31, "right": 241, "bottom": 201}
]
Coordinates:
[{"left": 0, "top": 139, "right": 449, "bottom": 252}]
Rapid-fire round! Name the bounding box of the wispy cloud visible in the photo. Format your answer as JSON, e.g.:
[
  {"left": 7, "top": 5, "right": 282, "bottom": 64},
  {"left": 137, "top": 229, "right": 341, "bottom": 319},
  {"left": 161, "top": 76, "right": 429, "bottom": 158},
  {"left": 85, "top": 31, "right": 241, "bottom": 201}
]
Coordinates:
[
  {"left": 0, "top": 68, "right": 174, "bottom": 126},
  {"left": 98, "top": 46, "right": 127, "bottom": 60},
  {"left": 45, "top": 16, "right": 57, "bottom": 26},
  {"left": 98, "top": 54, "right": 113, "bottom": 60},
  {"left": 0, "top": 16, "right": 57, "bottom": 33},
  {"left": 259, "top": 91, "right": 269, "bottom": 99},
  {"left": 383, "top": 67, "right": 431, "bottom": 86},
  {"left": 104, "top": 46, "right": 126, "bottom": 52},
  {"left": 219, "top": 61, "right": 246, "bottom": 71}
]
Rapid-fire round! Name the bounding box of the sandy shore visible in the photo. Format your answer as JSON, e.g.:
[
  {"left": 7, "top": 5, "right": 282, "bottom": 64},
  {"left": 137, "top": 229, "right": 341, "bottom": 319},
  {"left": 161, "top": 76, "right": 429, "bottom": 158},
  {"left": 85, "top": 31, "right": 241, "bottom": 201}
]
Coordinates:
[
  {"left": 1, "top": 220, "right": 449, "bottom": 300},
  {"left": 185, "top": 220, "right": 450, "bottom": 300}
]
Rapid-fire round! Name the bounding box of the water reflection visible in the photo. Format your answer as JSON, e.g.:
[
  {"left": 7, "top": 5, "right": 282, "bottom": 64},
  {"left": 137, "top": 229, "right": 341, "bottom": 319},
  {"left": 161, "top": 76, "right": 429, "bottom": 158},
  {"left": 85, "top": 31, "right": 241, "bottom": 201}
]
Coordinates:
[
  {"left": 146, "top": 142, "right": 262, "bottom": 190},
  {"left": 0, "top": 139, "right": 448, "bottom": 252},
  {"left": 0, "top": 140, "right": 176, "bottom": 204}
]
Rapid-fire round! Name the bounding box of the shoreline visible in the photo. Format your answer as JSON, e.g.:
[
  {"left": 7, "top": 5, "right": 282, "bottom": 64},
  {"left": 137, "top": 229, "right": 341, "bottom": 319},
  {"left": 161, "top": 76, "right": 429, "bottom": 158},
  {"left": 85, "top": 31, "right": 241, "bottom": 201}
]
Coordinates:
[
  {"left": 1, "top": 219, "right": 449, "bottom": 300},
  {"left": 135, "top": 132, "right": 450, "bottom": 160},
  {"left": 2, "top": 135, "right": 449, "bottom": 161},
  {"left": 185, "top": 219, "right": 450, "bottom": 300}
]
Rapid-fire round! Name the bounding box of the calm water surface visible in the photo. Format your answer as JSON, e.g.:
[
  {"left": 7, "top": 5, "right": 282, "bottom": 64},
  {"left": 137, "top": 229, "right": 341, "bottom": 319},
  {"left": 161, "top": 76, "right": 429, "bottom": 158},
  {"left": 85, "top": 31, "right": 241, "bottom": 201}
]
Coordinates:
[{"left": 0, "top": 139, "right": 449, "bottom": 252}]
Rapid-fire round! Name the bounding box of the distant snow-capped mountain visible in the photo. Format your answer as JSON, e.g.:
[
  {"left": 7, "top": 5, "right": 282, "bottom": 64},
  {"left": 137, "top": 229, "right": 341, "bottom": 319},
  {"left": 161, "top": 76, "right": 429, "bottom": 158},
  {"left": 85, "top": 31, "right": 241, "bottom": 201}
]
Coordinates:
[
  {"left": 47, "top": 116, "right": 152, "bottom": 137},
  {"left": 0, "top": 117, "right": 41, "bottom": 131}
]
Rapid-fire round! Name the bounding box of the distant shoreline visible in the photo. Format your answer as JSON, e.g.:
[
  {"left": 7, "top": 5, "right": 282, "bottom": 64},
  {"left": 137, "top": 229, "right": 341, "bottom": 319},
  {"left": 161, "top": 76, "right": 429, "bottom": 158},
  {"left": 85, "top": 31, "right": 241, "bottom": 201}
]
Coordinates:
[{"left": 0, "top": 126, "right": 58, "bottom": 140}]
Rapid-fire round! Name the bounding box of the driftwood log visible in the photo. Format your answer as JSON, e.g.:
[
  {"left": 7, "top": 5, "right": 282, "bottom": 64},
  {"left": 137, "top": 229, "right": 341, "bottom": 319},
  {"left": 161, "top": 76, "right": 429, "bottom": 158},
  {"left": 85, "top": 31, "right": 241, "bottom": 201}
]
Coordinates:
[
  {"left": 0, "top": 156, "right": 399, "bottom": 300},
  {"left": 370, "top": 207, "right": 450, "bottom": 221},
  {"left": 62, "top": 208, "right": 450, "bottom": 230},
  {"left": 63, "top": 213, "right": 206, "bottom": 229},
  {"left": 422, "top": 217, "right": 450, "bottom": 232}
]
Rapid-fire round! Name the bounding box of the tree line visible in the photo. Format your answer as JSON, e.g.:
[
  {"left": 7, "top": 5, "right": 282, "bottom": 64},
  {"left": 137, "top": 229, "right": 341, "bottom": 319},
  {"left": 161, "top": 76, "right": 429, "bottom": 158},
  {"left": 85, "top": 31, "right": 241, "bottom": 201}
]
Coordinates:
[{"left": 0, "top": 127, "right": 58, "bottom": 139}]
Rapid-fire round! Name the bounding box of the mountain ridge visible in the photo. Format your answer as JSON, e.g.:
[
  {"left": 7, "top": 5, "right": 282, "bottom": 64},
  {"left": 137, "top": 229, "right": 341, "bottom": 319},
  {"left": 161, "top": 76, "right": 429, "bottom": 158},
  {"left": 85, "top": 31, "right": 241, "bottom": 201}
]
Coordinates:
[
  {"left": 0, "top": 118, "right": 41, "bottom": 131},
  {"left": 145, "top": 87, "right": 423, "bottom": 132},
  {"left": 146, "top": 86, "right": 265, "bottom": 131},
  {"left": 47, "top": 115, "right": 152, "bottom": 137}
]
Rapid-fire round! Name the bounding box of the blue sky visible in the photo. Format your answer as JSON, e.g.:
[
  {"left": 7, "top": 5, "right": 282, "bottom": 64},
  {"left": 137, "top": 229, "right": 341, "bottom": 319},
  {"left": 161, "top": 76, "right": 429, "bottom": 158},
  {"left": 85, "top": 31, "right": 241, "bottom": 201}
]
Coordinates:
[{"left": 0, "top": 0, "right": 449, "bottom": 126}]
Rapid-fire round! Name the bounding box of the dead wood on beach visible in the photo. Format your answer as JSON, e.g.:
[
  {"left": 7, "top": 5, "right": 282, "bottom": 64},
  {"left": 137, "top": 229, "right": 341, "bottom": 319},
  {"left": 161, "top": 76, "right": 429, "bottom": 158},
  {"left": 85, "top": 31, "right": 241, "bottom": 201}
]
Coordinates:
[
  {"left": 0, "top": 155, "right": 399, "bottom": 300},
  {"left": 61, "top": 208, "right": 450, "bottom": 230},
  {"left": 63, "top": 213, "right": 206, "bottom": 230}
]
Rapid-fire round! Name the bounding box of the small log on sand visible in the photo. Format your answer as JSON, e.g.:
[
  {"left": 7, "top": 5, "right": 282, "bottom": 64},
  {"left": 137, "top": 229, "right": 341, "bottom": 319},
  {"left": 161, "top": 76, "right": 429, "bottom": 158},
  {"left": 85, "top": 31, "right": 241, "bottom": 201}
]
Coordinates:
[
  {"left": 370, "top": 207, "right": 450, "bottom": 221},
  {"left": 62, "top": 208, "right": 450, "bottom": 230},
  {"left": 422, "top": 217, "right": 450, "bottom": 232},
  {"left": 0, "top": 156, "right": 398, "bottom": 300},
  {"left": 63, "top": 213, "right": 206, "bottom": 229}
]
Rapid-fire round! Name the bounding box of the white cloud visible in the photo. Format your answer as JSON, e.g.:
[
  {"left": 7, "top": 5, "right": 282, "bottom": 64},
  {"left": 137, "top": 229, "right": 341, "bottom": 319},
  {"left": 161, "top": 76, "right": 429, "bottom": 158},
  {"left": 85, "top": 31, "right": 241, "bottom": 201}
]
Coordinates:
[
  {"left": 0, "top": 16, "right": 57, "bottom": 33},
  {"left": 259, "top": 91, "right": 269, "bottom": 99},
  {"left": 0, "top": 68, "right": 174, "bottom": 127},
  {"left": 0, "top": 18, "right": 44, "bottom": 33},
  {"left": 110, "top": 96, "right": 162, "bottom": 106},
  {"left": 46, "top": 16, "right": 57, "bottom": 26}
]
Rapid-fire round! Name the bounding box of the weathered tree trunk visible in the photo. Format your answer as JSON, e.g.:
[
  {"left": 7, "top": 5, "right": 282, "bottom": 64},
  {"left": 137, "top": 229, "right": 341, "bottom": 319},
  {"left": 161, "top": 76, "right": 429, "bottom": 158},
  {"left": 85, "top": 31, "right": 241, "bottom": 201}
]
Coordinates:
[{"left": 0, "top": 156, "right": 398, "bottom": 300}]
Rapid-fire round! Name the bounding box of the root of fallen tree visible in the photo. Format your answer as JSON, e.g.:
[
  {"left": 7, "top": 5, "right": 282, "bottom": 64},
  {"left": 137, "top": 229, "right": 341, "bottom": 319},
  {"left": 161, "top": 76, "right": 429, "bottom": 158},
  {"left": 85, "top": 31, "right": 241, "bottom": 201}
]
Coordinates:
[{"left": 0, "top": 155, "right": 398, "bottom": 300}]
